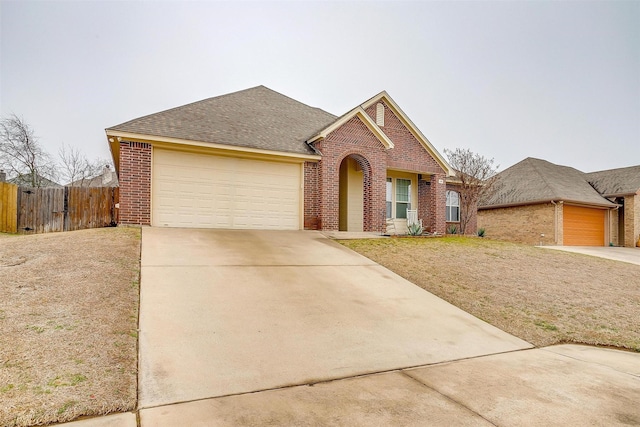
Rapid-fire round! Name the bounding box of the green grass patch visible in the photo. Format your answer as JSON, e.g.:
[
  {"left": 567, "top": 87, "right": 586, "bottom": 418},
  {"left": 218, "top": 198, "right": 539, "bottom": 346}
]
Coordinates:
[
  {"left": 533, "top": 320, "right": 558, "bottom": 331},
  {"left": 57, "top": 400, "right": 77, "bottom": 415},
  {"left": 47, "top": 374, "right": 87, "bottom": 388}
]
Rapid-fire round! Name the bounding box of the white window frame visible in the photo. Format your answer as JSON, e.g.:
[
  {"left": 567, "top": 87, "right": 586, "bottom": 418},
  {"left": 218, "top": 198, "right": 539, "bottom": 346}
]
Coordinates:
[
  {"left": 386, "top": 178, "right": 392, "bottom": 219},
  {"left": 395, "top": 178, "right": 411, "bottom": 219},
  {"left": 386, "top": 177, "right": 413, "bottom": 219},
  {"left": 446, "top": 190, "right": 460, "bottom": 222}
]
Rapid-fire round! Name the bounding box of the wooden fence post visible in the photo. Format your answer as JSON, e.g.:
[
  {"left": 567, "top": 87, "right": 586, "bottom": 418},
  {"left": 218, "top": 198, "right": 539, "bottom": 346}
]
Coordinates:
[{"left": 0, "top": 182, "right": 19, "bottom": 233}]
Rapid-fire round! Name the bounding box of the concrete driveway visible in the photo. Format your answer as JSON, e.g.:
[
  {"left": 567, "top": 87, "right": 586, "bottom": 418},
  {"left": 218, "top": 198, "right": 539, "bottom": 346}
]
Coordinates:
[
  {"left": 58, "top": 228, "right": 640, "bottom": 426},
  {"left": 540, "top": 245, "right": 640, "bottom": 265},
  {"left": 138, "top": 228, "right": 531, "bottom": 409}
]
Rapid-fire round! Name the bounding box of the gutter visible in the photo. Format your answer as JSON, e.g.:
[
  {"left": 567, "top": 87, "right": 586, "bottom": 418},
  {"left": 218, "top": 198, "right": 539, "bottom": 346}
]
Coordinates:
[{"left": 479, "top": 198, "right": 618, "bottom": 211}]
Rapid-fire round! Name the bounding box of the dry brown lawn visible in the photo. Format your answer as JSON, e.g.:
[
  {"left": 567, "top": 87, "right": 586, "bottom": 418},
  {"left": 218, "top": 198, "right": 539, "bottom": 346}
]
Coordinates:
[
  {"left": 0, "top": 227, "right": 140, "bottom": 427},
  {"left": 340, "top": 236, "right": 640, "bottom": 352}
]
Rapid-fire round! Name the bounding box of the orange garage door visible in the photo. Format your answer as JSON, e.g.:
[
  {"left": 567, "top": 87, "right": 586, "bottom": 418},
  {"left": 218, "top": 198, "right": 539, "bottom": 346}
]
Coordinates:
[{"left": 563, "top": 205, "right": 605, "bottom": 246}]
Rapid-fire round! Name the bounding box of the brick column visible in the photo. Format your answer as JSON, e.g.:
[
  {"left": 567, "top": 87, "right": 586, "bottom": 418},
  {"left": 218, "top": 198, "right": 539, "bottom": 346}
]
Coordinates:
[
  {"left": 418, "top": 178, "right": 430, "bottom": 229},
  {"left": 119, "top": 141, "right": 152, "bottom": 225},
  {"left": 368, "top": 160, "right": 387, "bottom": 233},
  {"left": 304, "top": 161, "right": 321, "bottom": 230},
  {"left": 429, "top": 173, "right": 446, "bottom": 234}
]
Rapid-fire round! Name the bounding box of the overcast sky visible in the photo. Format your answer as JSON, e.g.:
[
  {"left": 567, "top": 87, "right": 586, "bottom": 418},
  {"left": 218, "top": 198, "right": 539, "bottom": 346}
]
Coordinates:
[{"left": 1, "top": 0, "right": 638, "bottom": 174}]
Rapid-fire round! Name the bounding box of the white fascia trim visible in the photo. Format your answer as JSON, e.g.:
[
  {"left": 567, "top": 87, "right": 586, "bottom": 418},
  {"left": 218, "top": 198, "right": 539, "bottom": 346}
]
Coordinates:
[
  {"left": 307, "top": 107, "right": 394, "bottom": 149},
  {"left": 361, "top": 92, "right": 455, "bottom": 177},
  {"left": 479, "top": 199, "right": 617, "bottom": 210},
  {"left": 105, "top": 130, "right": 322, "bottom": 161}
]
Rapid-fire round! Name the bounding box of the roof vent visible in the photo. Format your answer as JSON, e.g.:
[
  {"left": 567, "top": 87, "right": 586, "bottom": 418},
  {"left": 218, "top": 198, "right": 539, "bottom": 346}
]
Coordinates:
[{"left": 376, "top": 103, "right": 385, "bottom": 127}]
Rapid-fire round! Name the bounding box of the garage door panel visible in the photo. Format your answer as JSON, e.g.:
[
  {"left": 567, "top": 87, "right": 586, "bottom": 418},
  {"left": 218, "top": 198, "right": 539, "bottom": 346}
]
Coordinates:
[
  {"left": 152, "top": 149, "right": 300, "bottom": 229},
  {"left": 563, "top": 205, "right": 605, "bottom": 246}
]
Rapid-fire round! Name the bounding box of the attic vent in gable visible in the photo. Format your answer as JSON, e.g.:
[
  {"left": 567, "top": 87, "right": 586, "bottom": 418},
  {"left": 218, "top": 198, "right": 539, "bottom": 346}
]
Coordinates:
[{"left": 376, "top": 103, "right": 385, "bottom": 127}]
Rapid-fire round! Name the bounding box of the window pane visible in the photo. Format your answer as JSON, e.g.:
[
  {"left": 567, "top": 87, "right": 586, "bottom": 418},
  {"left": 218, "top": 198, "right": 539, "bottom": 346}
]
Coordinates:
[
  {"left": 446, "top": 190, "right": 459, "bottom": 207},
  {"left": 396, "top": 202, "right": 408, "bottom": 219},
  {"left": 386, "top": 178, "right": 392, "bottom": 218},
  {"left": 396, "top": 179, "right": 410, "bottom": 202},
  {"left": 446, "top": 205, "right": 460, "bottom": 222}
]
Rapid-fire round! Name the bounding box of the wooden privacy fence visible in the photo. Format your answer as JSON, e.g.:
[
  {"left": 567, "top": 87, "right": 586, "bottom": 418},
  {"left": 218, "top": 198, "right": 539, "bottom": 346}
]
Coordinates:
[{"left": 0, "top": 183, "right": 118, "bottom": 234}]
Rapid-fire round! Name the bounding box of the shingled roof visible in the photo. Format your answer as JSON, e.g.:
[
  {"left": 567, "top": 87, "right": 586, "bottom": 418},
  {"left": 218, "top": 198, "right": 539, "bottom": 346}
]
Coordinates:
[
  {"left": 107, "top": 86, "right": 336, "bottom": 155},
  {"left": 585, "top": 165, "right": 640, "bottom": 197},
  {"left": 480, "top": 157, "right": 615, "bottom": 209}
]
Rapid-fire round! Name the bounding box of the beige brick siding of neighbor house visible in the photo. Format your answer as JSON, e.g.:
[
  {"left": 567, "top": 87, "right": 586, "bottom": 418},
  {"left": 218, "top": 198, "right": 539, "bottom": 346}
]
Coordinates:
[
  {"left": 610, "top": 210, "right": 619, "bottom": 247},
  {"left": 478, "top": 203, "right": 559, "bottom": 246},
  {"left": 627, "top": 194, "right": 640, "bottom": 247}
]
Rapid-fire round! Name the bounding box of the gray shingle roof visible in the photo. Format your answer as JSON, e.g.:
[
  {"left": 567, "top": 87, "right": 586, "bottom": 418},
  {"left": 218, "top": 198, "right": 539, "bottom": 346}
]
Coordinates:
[
  {"left": 480, "top": 158, "right": 615, "bottom": 208},
  {"left": 107, "top": 86, "right": 337, "bottom": 155},
  {"left": 585, "top": 165, "right": 640, "bottom": 197}
]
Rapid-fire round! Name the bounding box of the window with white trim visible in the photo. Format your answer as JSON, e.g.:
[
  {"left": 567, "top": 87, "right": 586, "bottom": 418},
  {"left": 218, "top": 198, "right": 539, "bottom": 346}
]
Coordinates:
[
  {"left": 386, "top": 177, "right": 414, "bottom": 219},
  {"left": 446, "top": 190, "right": 460, "bottom": 222},
  {"left": 395, "top": 179, "right": 411, "bottom": 219}
]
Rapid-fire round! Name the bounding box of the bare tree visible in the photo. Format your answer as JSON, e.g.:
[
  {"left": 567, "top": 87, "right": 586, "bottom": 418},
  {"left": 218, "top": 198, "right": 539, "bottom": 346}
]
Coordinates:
[
  {"left": 444, "top": 148, "right": 499, "bottom": 235},
  {"left": 0, "top": 114, "right": 57, "bottom": 187},
  {"left": 58, "top": 143, "right": 101, "bottom": 185}
]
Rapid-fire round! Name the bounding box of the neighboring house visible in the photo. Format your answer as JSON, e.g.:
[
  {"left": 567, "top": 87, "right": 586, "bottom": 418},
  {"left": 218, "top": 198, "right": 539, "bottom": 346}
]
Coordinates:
[
  {"left": 478, "top": 157, "right": 639, "bottom": 247},
  {"left": 585, "top": 165, "right": 640, "bottom": 248},
  {"left": 106, "top": 86, "right": 468, "bottom": 234},
  {"left": 69, "top": 165, "right": 119, "bottom": 187},
  {"left": 8, "top": 173, "right": 61, "bottom": 188}
]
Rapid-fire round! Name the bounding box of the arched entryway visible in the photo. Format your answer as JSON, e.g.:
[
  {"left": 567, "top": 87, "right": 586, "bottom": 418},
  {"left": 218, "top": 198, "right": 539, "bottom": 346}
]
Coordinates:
[{"left": 338, "top": 154, "right": 372, "bottom": 231}]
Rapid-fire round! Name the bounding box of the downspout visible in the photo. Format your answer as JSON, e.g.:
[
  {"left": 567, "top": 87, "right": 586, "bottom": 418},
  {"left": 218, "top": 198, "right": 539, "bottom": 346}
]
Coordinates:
[{"left": 550, "top": 201, "right": 558, "bottom": 245}]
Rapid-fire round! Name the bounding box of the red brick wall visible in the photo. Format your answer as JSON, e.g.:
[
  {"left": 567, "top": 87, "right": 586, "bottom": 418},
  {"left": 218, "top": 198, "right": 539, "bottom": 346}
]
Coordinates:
[
  {"left": 304, "top": 161, "right": 321, "bottom": 230},
  {"left": 118, "top": 141, "right": 151, "bottom": 225},
  {"left": 317, "top": 116, "right": 387, "bottom": 232},
  {"left": 365, "top": 102, "right": 444, "bottom": 174},
  {"left": 428, "top": 173, "right": 446, "bottom": 234},
  {"left": 418, "top": 178, "right": 431, "bottom": 231}
]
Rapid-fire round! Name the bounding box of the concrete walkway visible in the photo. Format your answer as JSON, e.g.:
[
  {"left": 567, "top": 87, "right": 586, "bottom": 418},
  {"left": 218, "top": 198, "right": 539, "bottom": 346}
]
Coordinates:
[
  {"left": 540, "top": 245, "right": 640, "bottom": 266},
  {"left": 56, "top": 229, "right": 640, "bottom": 426}
]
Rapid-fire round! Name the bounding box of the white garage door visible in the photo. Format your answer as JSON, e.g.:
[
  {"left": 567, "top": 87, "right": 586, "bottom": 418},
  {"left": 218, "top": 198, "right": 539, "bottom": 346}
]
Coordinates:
[{"left": 152, "top": 149, "right": 301, "bottom": 229}]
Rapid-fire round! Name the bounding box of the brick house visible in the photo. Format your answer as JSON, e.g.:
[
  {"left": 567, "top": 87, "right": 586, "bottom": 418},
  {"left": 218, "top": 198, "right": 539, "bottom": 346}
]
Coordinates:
[
  {"left": 478, "top": 157, "right": 640, "bottom": 247},
  {"left": 586, "top": 166, "right": 640, "bottom": 248},
  {"left": 106, "top": 86, "right": 467, "bottom": 234}
]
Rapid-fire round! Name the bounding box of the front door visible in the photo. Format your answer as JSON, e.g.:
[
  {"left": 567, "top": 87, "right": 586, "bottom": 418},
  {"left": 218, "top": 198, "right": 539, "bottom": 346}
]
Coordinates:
[{"left": 338, "top": 157, "right": 363, "bottom": 231}]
